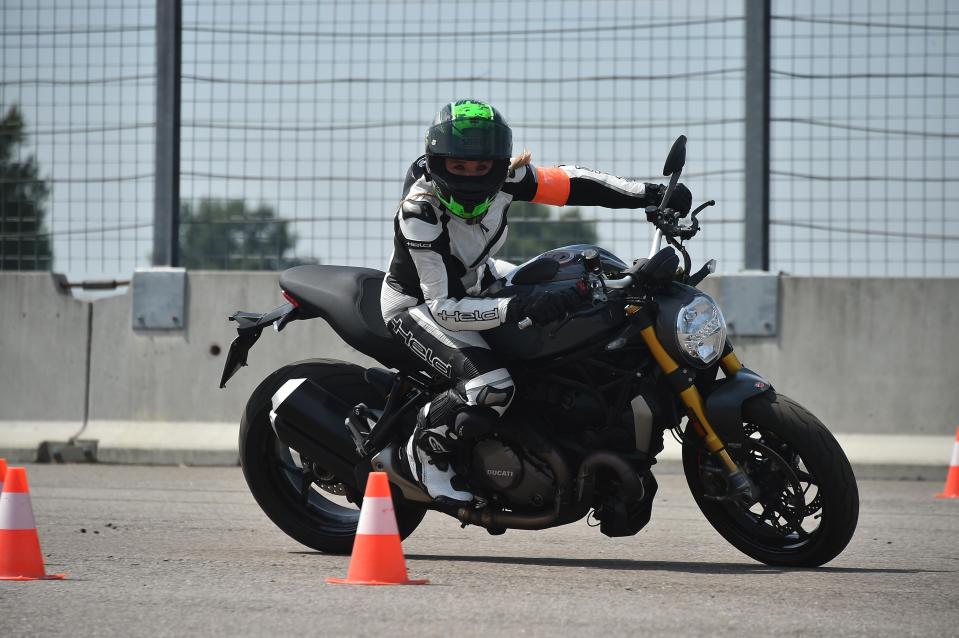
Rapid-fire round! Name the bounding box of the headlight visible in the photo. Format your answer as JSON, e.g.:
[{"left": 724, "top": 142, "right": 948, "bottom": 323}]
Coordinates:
[{"left": 675, "top": 294, "right": 727, "bottom": 366}]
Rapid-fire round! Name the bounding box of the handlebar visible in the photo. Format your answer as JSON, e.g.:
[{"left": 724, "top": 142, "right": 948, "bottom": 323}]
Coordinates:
[
  {"left": 516, "top": 199, "right": 711, "bottom": 331},
  {"left": 647, "top": 200, "right": 714, "bottom": 241}
]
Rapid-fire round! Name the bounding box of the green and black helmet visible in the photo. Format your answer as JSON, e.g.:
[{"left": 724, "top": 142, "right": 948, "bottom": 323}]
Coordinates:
[{"left": 424, "top": 99, "right": 513, "bottom": 223}]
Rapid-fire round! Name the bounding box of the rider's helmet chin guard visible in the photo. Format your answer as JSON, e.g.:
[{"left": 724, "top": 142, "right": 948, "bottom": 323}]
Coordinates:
[{"left": 424, "top": 100, "right": 512, "bottom": 224}]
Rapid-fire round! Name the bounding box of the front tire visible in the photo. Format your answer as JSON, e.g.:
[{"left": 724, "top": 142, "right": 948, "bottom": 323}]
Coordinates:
[
  {"left": 239, "top": 359, "right": 426, "bottom": 554},
  {"left": 683, "top": 392, "right": 859, "bottom": 567}
]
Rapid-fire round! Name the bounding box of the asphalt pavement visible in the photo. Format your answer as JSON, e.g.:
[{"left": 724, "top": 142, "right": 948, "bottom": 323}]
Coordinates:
[{"left": 1, "top": 464, "right": 956, "bottom": 637}]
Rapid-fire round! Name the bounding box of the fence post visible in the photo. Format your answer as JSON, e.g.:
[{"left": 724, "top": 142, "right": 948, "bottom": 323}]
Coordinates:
[
  {"left": 153, "top": 0, "right": 181, "bottom": 266},
  {"left": 744, "top": 0, "right": 770, "bottom": 270}
]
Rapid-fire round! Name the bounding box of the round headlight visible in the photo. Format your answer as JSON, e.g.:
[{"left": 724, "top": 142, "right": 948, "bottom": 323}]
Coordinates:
[{"left": 675, "top": 294, "right": 727, "bottom": 366}]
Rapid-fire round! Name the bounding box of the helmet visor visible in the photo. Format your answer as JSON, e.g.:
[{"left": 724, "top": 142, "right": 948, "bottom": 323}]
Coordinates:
[{"left": 425, "top": 119, "right": 512, "bottom": 160}]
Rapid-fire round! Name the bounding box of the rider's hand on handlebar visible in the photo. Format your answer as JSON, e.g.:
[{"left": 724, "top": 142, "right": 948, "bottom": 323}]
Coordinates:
[
  {"left": 507, "top": 288, "right": 582, "bottom": 327},
  {"left": 663, "top": 183, "right": 692, "bottom": 215}
]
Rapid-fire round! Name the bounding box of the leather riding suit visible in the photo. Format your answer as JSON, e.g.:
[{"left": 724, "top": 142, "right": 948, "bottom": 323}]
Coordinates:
[{"left": 381, "top": 154, "right": 667, "bottom": 505}]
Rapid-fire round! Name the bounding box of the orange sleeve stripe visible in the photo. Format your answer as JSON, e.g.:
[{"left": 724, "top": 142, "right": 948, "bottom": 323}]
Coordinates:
[{"left": 531, "top": 166, "right": 571, "bottom": 206}]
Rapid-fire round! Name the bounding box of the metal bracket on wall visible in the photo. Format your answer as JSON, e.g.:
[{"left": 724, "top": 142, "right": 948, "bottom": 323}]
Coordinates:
[
  {"left": 132, "top": 267, "right": 187, "bottom": 330},
  {"left": 719, "top": 271, "right": 779, "bottom": 337}
]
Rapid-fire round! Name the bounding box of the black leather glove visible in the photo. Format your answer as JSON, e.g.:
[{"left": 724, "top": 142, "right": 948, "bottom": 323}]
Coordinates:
[
  {"left": 504, "top": 296, "right": 528, "bottom": 324},
  {"left": 645, "top": 182, "right": 692, "bottom": 215},
  {"left": 665, "top": 183, "right": 692, "bottom": 214},
  {"left": 506, "top": 288, "right": 582, "bottom": 327}
]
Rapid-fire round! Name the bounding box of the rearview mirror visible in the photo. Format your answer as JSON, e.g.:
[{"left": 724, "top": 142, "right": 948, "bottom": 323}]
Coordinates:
[{"left": 662, "top": 135, "right": 687, "bottom": 176}]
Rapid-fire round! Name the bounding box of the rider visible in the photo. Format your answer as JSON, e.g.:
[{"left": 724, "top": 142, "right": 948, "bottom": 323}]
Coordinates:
[{"left": 380, "top": 99, "right": 691, "bottom": 510}]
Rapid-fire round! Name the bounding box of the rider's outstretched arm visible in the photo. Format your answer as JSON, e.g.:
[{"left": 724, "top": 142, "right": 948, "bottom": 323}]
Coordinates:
[{"left": 501, "top": 163, "right": 675, "bottom": 209}]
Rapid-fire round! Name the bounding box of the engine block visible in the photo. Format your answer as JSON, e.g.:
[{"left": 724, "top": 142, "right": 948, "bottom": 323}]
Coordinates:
[{"left": 470, "top": 437, "right": 556, "bottom": 509}]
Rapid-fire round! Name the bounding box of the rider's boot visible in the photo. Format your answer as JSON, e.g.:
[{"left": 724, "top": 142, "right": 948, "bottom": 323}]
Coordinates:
[{"left": 406, "top": 395, "right": 473, "bottom": 512}]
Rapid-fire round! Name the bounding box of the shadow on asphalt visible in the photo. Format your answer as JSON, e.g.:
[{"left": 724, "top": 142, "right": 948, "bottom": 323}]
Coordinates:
[{"left": 400, "top": 554, "right": 940, "bottom": 575}]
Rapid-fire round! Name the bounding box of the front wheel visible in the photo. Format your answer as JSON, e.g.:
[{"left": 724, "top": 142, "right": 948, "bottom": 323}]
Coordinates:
[
  {"left": 239, "top": 359, "right": 426, "bottom": 554},
  {"left": 683, "top": 392, "right": 859, "bottom": 567}
]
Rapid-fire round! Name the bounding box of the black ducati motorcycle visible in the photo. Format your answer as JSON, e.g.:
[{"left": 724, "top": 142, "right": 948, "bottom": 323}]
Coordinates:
[{"left": 220, "top": 136, "right": 859, "bottom": 567}]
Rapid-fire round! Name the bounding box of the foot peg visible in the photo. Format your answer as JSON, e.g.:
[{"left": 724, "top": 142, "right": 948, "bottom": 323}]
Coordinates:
[{"left": 345, "top": 403, "right": 375, "bottom": 457}]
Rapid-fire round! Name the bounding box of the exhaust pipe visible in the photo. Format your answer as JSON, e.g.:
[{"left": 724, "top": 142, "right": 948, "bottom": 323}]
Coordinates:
[
  {"left": 456, "top": 493, "right": 563, "bottom": 530},
  {"left": 575, "top": 451, "right": 645, "bottom": 505},
  {"left": 270, "top": 378, "right": 362, "bottom": 482},
  {"left": 455, "top": 448, "right": 644, "bottom": 531}
]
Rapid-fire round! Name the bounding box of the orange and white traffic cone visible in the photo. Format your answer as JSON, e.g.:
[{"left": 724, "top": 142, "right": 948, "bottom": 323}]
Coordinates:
[
  {"left": 936, "top": 427, "right": 959, "bottom": 499},
  {"left": 0, "top": 458, "right": 7, "bottom": 493},
  {"left": 0, "top": 467, "right": 66, "bottom": 580},
  {"left": 326, "top": 471, "right": 428, "bottom": 586}
]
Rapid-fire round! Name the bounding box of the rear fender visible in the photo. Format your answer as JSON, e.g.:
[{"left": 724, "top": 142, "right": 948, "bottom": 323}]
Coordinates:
[
  {"left": 702, "top": 368, "right": 774, "bottom": 454},
  {"left": 220, "top": 302, "right": 301, "bottom": 388}
]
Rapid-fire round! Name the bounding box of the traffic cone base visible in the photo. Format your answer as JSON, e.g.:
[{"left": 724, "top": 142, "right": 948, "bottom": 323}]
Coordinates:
[
  {"left": 325, "top": 578, "right": 429, "bottom": 586},
  {"left": 0, "top": 529, "right": 66, "bottom": 580},
  {"left": 325, "top": 531, "right": 429, "bottom": 585},
  {"left": 326, "top": 472, "right": 428, "bottom": 586},
  {"left": 0, "top": 467, "right": 66, "bottom": 580},
  {"left": 936, "top": 426, "right": 959, "bottom": 499}
]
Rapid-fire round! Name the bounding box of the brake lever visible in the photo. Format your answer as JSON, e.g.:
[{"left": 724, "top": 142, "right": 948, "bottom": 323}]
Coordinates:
[
  {"left": 670, "top": 201, "right": 715, "bottom": 240},
  {"left": 690, "top": 200, "right": 715, "bottom": 223}
]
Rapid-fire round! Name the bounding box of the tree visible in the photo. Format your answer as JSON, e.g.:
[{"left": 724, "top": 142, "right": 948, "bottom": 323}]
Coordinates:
[
  {"left": 179, "top": 198, "right": 311, "bottom": 270},
  {"left": 500, "top": 202, "right": 598, "bottom": 262},
  {"left": 0, "top": 105, "right": 52, "bottom": 270}
]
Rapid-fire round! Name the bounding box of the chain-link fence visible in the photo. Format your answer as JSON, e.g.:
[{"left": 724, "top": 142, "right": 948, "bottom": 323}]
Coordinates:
[
  {"left": 2, "top": 0, "right": 956, "bottom": 278},
  {"left": 1, "top": 0, "right": 156, "bottom": 279},
  {"left": 178, "top": 0, "right": 746, "bottom": 273},
  {"left": 770, "top": 1, "right": 959, "bottom": 276}
]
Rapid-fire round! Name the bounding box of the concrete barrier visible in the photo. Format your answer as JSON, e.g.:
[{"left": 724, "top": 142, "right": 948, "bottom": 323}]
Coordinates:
[
  {"left": 702, "top": 276, "right": 959, "bottom": 437},
  {"left": 1, "top": 271, "right": 956, "bottom": 472},
  {"left": 0, "top": 274, "right": 91, "bottom": 454}
]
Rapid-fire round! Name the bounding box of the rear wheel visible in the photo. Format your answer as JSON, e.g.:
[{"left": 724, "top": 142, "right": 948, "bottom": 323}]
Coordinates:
[
  {"left": 239, "top": 359, "right": 426, "bottom": 554},
  {"left": 683, "top": 392, "right": 859, "bottom": 567}
]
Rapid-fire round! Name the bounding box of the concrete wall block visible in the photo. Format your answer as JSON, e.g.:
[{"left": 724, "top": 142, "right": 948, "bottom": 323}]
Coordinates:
[
  {"left": 729, "top": 277, "right": 959, "bottom": 435},
  {"left": 0, "top": 274, "right": 89, "bottom": 421},
  {"left": 2, "top": 272, "right": 958, "bottom": 447},
  {"left": 86, "top": 272, "right": 378, "bottom": 423}
]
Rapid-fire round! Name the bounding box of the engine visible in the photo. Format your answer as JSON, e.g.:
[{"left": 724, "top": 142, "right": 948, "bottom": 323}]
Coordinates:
[{"left": 469, "top": 437, "right": 556, "bottom": 509}]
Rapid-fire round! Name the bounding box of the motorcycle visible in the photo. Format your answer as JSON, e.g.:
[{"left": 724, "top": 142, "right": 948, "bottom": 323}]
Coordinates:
[{"left": 220, "top": 136, "right": 859, "bottom": 567}]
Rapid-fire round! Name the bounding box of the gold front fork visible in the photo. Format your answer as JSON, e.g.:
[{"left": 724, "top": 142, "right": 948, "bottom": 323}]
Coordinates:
[
  {"left": 720, "top": 350, "right": 743, "bottom": 376},
  {"left": 637, "top": 325, "right": 741, "bottom": 473}
]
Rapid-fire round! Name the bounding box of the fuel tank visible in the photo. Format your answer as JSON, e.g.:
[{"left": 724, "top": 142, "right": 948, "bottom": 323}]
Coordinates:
[{"left": 485, "top": 245, "right": 628, "bottom": 360}]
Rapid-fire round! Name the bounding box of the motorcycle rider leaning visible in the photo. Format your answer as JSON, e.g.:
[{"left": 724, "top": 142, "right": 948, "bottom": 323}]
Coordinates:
[{"left": 380, "top": 99, "right": 691, "bottom": 512}]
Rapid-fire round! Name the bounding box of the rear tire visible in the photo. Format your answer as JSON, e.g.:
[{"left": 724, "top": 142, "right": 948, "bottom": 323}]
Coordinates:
[
  {"left": 239, "top": 359, "right": 426, "bottom": 554},
  {"left": 683, "top": 392, "right": 859, "bottom": 567}
]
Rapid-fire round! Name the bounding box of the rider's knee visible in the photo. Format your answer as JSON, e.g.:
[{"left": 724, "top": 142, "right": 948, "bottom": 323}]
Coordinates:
[
  {"left": 465, "top": 368, "right": 515, "bottom": 416},
  {"left": 475, "top": 384, "right": 514, "bottom": 413}
]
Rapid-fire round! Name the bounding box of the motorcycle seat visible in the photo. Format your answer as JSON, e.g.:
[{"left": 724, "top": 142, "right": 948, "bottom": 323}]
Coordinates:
[{"left": 279, "top": 265, "right": 419, "bottom": 372}]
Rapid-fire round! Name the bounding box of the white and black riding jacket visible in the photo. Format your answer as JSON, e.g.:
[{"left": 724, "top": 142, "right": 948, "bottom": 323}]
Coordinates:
[{"left": 381, "top": 155, "right": 662, "bottom": 332}]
